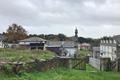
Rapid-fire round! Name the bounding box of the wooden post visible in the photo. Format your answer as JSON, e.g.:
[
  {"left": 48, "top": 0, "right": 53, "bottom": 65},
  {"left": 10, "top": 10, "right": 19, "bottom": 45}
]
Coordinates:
[{"left": 68, "top": 58, "right": 72, "bottom": 69}]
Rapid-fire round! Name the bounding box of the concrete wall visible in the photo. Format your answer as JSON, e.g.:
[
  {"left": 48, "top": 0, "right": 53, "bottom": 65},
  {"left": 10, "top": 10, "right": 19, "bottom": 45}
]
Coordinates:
[
  {"left": 89, "top": 57, "right": 111, "bottom": 71},
  {"left": 89, "top": 57, "right": 100, "bottom": 70}
]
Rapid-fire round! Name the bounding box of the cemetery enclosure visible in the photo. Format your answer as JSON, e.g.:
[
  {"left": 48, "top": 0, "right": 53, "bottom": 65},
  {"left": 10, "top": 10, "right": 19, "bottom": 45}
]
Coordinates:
[
  {"left": 27, "top": 57, "right": 86, "bottom": 72},
  {"left": 0, "top": 49, "right": 87, "bottom": 74},
  {"left": 0, "top": 57, "right": 87, "bottom": 74}
]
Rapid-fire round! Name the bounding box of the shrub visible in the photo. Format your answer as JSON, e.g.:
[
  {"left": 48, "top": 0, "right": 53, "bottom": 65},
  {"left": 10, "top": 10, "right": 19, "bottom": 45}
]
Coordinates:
[{"left": 2, "top": 64, "right": 13, "bottom": 74}]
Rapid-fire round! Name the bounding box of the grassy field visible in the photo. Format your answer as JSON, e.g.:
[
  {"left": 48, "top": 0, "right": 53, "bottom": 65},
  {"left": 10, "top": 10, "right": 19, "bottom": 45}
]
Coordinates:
[
  {"left": 0, "top": 49, "right": 120, "bottom": 80},
  {"left": 0, "top": 49, "right": 55, "bottom": 62},
  {"left": 79, "top": 49, "right": 91, "bottom": 57},
  {"left": 0, "top": 65, "right": 120, "bottom": 80},
  {"left": 0, "top": 49, "right": 90, "bottom": 62}
]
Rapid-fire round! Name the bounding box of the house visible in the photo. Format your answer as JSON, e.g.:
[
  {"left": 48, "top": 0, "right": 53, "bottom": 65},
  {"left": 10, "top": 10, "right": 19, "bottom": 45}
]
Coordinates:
[
  {"left": 19, "top": 37, "right": 47, "bottom": 50},
  {"left": 47, "top": 41, "right": 77, "bottom": 57},
  {"left": 92, "top": 47, "right": 100, "bottom": 59},
  {"left": 100, "top": 35, "right": 120, "bottom": 61},
  {"left": 80, "top": 43, "right": 91, "bottom": 50},
  {"left": 46, "top": 28, "right": 79, "bottom": 57},
  {"left": 0, "top": 34, "right": 5, "bottom": 48}
]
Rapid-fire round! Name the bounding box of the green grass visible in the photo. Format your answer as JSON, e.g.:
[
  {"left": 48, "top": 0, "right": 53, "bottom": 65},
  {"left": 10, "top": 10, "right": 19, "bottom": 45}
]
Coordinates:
[
  {"left": 86, "top": 64, "right": 97, "bottom": 71},
  {"left": 0, "top": 65, "right": 120, "bottom": 80},
  {"left": 0, "top": 49, "right": 55, "bottom": 62},
  {"left": 0, "top": 49, "right": 120, "bottom": 80},
  {"left": 79, "top": 49, "right": 91, "bottom": 57}
]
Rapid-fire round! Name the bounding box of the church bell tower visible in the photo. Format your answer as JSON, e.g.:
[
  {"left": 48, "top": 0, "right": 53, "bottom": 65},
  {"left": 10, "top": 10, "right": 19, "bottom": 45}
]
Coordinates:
[{"left": 75, "top": 27, "right": 78, "bottom": 42}]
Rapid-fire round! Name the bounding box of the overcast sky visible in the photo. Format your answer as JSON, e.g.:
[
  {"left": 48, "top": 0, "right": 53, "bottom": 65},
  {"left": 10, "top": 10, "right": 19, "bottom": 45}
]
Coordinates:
[{"left": 0, "top": 0, "right": 120, "bottom": 38}]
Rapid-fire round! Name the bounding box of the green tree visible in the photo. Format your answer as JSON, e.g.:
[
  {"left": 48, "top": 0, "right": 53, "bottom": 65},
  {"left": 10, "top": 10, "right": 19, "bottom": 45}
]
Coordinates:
[
  {"left": 58, "top": 33, "right": 66, "bottom": 41},
  {"left": 5, "top": 23, "right": 28, "bottom": 43}
]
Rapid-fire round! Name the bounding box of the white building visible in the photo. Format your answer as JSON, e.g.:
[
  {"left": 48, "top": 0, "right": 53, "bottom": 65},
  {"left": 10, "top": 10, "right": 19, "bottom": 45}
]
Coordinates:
[
  {"left": 0, "top": 34, "right": 5, "bottom": 48},
  {"left": 100, "top": 35, "right": 120, "bottom": 61}
]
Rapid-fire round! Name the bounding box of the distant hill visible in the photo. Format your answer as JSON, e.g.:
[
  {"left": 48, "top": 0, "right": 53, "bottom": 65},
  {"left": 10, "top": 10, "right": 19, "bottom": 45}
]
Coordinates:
[{"left": 29, "top": 34, "right": 100, "bottom": 47}]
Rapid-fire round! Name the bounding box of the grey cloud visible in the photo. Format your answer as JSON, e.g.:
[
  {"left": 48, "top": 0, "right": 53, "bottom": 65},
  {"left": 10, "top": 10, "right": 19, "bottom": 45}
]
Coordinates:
[{"left": 0, "top": 0, "right": 120, "bottom": 38}]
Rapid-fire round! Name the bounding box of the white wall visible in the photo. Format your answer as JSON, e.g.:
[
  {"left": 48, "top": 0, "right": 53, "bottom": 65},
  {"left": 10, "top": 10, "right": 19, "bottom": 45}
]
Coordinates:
[
  {"left": 89, "top": 57, "right": 100, "bottom": 70},
  {"left": 65, "top": 48, "right": 76, "bottom": 57},
  {"left": 100, "top": 45, "right": 117, "bottom": 61},
  {"left": 0, "top": 41, "right": 4, "bottom": 48}
]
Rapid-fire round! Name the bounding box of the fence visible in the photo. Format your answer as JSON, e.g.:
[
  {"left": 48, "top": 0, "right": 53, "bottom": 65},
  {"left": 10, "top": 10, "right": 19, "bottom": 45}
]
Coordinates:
[{"left": 58, "top": 57, "right": 86, "bottom": 70}]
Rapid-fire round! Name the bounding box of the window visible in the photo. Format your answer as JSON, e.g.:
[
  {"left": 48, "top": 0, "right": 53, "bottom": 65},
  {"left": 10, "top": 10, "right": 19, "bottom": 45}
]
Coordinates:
[
  {"left": 114, "top": 40, "right": 116, "bottom": 44},
  {"left": 106, "top": 40, "right": 108, "bottom": 43},
  {"left": 104, "top": 40, "right": 105, "bottom": 43},
  {"left": 114, "top": 51, "right": 117, "bottom": 54},
  {"left": 109, "top": 40, "right": 112, "bottom": 43},
  {"left": 101, "top": 53, "right": 103, "bottom": 55}
]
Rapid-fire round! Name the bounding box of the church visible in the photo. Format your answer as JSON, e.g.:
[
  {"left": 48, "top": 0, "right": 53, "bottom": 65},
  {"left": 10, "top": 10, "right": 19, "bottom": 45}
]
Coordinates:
[{"left": 47, "top": 28, "right": 79, "bottom": 57}]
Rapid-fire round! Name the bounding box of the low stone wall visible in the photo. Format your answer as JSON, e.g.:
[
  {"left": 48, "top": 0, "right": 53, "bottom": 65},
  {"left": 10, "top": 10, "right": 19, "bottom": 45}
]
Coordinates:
[
  {"left": 26, "top": 58, "right": 59, "bottom": 72},
  {"left": 0, "top": 57, "right": 87, "bottom": 74},
  {"left": 26, "top": 57, "right": 86, "bottom": 72}
]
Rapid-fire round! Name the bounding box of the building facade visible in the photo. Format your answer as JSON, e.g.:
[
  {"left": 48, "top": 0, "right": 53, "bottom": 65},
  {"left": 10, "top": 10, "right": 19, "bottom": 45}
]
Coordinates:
[
  {"left": 100, "top": 35, "right": 120, "bottom": 61},
  {"left": 0, "top": 34, "right": 5, "bottom": 48},
  {"left": 80, "top": 43, "right": 91, "bottom": 50}
]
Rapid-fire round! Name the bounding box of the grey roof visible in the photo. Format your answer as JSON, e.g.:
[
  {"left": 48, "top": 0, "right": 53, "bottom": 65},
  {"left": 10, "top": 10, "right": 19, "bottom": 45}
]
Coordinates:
[
  {"left": 63, "top": 41, "right": 75, "bottom": 47},
  {"left": 20, "top": 37, "right": 46, "bottom": 42},
  {"left": 113, "top": 35, "right": 120, "bottom": 43},
  {"left": 100, "top": 43, "right": 116, "bottom": 47},
  {"left": 47, "top": 41, "right": 75, "bottom": 48},
  {"left": 101, "top": 35, "right": 120, "bottom": 44},
  {"left": 47, "top": 41, "right": 62, "bottom": 47}
]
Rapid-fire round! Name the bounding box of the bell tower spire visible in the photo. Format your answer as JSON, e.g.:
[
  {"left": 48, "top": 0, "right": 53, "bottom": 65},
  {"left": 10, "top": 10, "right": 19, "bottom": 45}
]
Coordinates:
[
  {"left": 75, "top": 27, "right": 78, "bottom": 42},
  {"left": 75, "top": 27, "right": 78, "bottom": 38}
]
